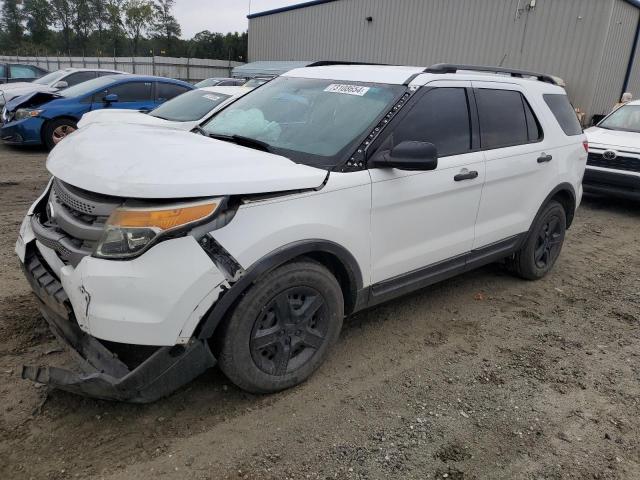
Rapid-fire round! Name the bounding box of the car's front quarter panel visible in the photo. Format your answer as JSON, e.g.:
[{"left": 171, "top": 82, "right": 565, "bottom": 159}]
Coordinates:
[{"left": 210, "top": 170, "right": 373, "bottom": 288}]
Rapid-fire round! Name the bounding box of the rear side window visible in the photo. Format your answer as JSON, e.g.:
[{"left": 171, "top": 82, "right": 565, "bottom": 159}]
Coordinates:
[
  {"left": 476, "top": 89, "right": 542, "bottom": 149},
  {"left": 9, "top": 64, "right": 38, "bottom": 79},
  {"left": 64, "top": 71, "right": 97, "bottom": 87},
  {"left": 0, "top": 64, "right": 6, "bottom": 78},
  {"left": 391, "top": 87, "right": 472, "bottom": 157},
  {"left": 544, "top": 94, "right": 582, "bottom": 135},
  {"left": 156, "top": 82, "right": 190, "bottom": 102},
  {"left": 108, "top": 81, "right": 153, "bottom": 102}
]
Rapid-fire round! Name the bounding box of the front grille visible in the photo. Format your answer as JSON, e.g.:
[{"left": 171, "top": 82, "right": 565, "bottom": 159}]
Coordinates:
[
  {"left": 32, "top": 179, "right": 121, "bottom": 266},
  {"left": 587, "top": 152, "right": 640, "bottom": 173}
]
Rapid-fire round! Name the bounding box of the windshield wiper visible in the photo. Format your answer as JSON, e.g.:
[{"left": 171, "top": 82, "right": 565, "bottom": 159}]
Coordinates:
[{"left": 208, "top": 133, "right": 273, "bottom": 152}]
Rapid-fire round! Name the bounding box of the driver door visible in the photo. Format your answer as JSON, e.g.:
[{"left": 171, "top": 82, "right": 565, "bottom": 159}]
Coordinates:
[{"left": 369, "top": 81, "right": 485, "bottom": 292}]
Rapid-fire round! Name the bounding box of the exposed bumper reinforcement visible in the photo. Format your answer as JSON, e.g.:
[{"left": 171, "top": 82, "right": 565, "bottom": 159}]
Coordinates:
[{"left": 20, "top": 247, "right": 216, "bottom": 403}]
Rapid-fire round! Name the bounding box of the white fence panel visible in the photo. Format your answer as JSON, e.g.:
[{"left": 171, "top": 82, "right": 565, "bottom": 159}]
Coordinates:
[{"left": 0, "top": 55, "right": 245, "bottom": 82}]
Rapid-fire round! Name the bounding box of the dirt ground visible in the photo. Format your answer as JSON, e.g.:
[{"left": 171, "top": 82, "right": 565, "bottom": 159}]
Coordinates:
[{"left": 0, "top": 142, "right": 638, "bottom": 480}]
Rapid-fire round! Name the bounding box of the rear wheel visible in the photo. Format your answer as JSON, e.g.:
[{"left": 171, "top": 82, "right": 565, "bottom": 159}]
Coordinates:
[
  {"left": 507, "top": 200, "right": 566, "bottom": 280},
  {"left": 216, "top": 260, "right": 344, "bottom": 393},
  {"left": 44, "top": 118, "right": 77, "bottom": 150}
]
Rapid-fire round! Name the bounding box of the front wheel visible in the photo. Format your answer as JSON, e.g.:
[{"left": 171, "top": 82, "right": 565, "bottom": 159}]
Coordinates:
[
  {"left": 43, "top": 118, "right": 77, "bottom": 150},
  {"left": 507, "top": 200, "right": 567, "bottom": 280},
  {"left": 216, "top": 260, "right": 344, "bottom": 393}
]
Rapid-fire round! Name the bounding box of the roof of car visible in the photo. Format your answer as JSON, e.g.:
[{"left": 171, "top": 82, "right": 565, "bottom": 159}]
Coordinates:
[
  {"left": 623, "top": 99, "right": 640, "bottom": 106},
  {"left": 60, "top": 67, "right": 125, "bottom": 73},
  {"left": 284, "top": 64, "right": 566, "bottom": 92},
  {"left": 100, "top": 74, "right": 192, "bottom": 84}
]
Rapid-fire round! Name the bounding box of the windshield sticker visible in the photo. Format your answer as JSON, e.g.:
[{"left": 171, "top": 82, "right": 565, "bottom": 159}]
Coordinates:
[
  {"left": 203, "top": 94, "right": 223, "bottom": 102},
  {"left": 324, "top": 84, "right": 370, "bottom": 96}
]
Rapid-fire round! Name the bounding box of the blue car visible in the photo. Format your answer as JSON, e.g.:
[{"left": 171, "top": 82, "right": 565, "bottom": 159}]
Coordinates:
[{"left": 0, "top": 75, "right": 194, "bottom": 149}]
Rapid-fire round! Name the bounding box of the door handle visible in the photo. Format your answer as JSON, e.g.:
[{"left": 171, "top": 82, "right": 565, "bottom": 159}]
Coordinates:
[
  {"left": 454, "top": 170, "right": 479, "bottom": 181},
  {"left": 537, "top": 153, "right": 553, "bottom": 163}
]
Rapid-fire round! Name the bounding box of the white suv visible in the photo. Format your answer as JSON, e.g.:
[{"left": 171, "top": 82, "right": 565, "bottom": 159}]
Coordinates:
[{"left": 16, "top": 64, "right": 587, "bottom": 402}]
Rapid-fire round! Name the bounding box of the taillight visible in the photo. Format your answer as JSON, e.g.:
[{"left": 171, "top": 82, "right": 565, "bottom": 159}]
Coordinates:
[{"left": 583, "top": 140, "right": 589, "bottom": 153}]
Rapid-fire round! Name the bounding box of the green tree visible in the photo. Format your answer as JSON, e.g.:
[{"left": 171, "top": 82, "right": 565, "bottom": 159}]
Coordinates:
[
  {"left": 123, "top": 0, "right": 153, "bottom": 55},
  {"left": 51, "top": 0, "right": 74, "bottom": 53},
  {"left": 0, "top": 0, "right": 25, "bottom": 46},
  {"left": 105, "top": 0, "right": 125, "bottom": 55},
  {"left": 151, "top": 0, "right": 180, "bottom": 55},
  {"left": 90, "top": 0, "right": 108, "bottom": 53},
  {"left": 23, "top": 0, "right": 51, "bottom": 46},
  {"left": 71, "top": 0, "right": 94, "bottom": 53}
]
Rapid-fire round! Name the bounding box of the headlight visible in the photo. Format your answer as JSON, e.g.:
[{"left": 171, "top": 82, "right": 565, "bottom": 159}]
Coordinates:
[
  {"left": 15, "top": 108, "right": 43, "bottom": 120},
  {"left": 94, "top": 199, "right": 221, "bottom": 259}
]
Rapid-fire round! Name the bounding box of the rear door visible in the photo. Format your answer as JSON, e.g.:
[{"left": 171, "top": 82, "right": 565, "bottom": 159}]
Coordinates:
[
  {"left": 369, "top": 81, "right": 485, "bottom": 285},
  {"left": 471, "top": 81, "right": 555, "bottom": 249}
]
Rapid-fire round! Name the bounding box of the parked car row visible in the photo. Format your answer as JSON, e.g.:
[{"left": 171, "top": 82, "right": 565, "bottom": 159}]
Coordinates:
[{"left": 14, "top": 62, "right": 589, "bottom": 402}]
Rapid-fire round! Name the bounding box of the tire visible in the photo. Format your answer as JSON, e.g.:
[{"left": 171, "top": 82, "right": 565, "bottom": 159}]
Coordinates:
[
  {"left": 216, "top": 260, "right": 344, "bottom": 393},
  {"left": 43, "top": 118, "right": 78, "bottom": 150},
  {"left": 506, "top": 200, "right": 567, "bottom": 280}
]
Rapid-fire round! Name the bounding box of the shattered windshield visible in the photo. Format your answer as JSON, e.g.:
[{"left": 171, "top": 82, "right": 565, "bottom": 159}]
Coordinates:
[{"left": 201, "top": 76, "right": 403, "bottom": 168}]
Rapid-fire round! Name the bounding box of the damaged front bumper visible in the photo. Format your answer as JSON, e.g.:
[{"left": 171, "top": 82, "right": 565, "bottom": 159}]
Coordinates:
[{"left": 19, "top": 247, "right": 217, "bottom": 403}]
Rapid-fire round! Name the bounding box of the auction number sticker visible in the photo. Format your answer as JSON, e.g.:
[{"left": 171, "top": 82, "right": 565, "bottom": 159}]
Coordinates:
[{"left": 324, "top": 84, "right": 370, "bottom": 96}]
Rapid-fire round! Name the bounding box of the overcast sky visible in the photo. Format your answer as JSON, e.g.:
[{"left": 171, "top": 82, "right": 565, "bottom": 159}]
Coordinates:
[{"left": 173, "top": 0, "right": 302, "bottom": 38}]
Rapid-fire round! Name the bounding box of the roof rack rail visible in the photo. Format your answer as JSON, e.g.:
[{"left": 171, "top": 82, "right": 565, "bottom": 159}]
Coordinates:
[
  {"left": 307, "top": 60, "right": 389, "bottom": 67},
  {"left": 425, "top": 63, "right": 558, "bottom": 85}
]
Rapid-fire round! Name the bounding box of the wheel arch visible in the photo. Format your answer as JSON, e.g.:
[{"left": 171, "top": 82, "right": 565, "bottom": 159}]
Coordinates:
[
  {"left": 196, "top": 239, "right": 363, "bottom": 341},
  {"left": 539, "top": 183, "right": 577, "bottom": 229}
]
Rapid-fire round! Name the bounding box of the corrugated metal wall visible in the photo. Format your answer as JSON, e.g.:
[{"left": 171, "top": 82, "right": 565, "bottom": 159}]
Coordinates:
[
  {"left": 590, "top": 0, "right": 639, "bottom": 116},
  {"left": 625, "top": 28, "right": 640, "bottom": 101},
  {"left": 249, "top": 0, "right": 639, "bottom": 120}
]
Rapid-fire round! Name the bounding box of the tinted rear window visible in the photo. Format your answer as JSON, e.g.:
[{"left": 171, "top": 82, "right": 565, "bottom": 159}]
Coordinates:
[
  {"left": 476, "top": 89, "right": 529, "bottom": 149},
  {"left": 543, "top": 94, "right": 582, "bottom": 136}
]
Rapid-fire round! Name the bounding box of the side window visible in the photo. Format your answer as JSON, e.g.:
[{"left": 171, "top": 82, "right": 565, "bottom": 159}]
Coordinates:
[
  {"left": 107, "top": 82, "right": 153, "bottom": 102},
  {"left": 156, "top": 83, "right": 189, "bottom": 102},
  {"left": 543, "top": 94, "right": 582, "bottom": 136},
  {"left": 523, "top": 98, "right": 543, "bottom": 142},
  {"left": 390, "top": 87, "right": 472, "bottom": 157},
  {"left": 476, "top": 88, "right": 537, "bottom": 149},
  {"left": 0, "top": 64, "right": 6, "bottom": 79},
  {"left": 64, "top": 71, "right": 97, "bottom": 87},
  {"left": 9, "top": 64, "right": 38, "bottom": 79}
]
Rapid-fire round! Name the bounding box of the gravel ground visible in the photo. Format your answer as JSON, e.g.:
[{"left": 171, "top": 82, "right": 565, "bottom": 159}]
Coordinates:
[{"left": 0, "top": 142, "right": 638, "bottom": 480}]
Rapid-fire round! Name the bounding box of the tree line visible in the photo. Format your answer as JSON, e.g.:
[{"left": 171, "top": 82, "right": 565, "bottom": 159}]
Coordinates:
[{"left": 0, "top": 0, "right": 248, "bottom": 61}]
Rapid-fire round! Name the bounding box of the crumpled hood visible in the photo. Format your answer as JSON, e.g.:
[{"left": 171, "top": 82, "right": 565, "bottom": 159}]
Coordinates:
[
  {"left": 0, "top": 83, "right": 54, "bottom": 103},
  {"left": 77, "top": 109, "right": 185, "bottom": 130},
  {"left": 5, "top": 90, "right": 61, "bottom": 111},
  {"left": 585, "top": 126, "right": 640, "bottom": 151},
  {"left": 47, "top": 123, "right": 328, "bottom": 198}
]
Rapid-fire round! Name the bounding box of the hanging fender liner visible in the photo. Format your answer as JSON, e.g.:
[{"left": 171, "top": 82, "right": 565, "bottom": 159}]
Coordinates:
[{"left": 195, "top": 239, "right": 363, "bottom": 340}]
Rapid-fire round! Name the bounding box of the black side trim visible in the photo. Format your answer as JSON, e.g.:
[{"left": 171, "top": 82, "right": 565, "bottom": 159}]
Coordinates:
[
  {"left": 196, "top": 239, "right": 363, "bottom": 339},
  {"left": 367, "top": 234, "right": 526, "bottom": 308}
]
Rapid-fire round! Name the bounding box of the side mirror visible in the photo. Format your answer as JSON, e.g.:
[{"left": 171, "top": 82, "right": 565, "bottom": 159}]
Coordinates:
[
  {"left": 53, "top": 80, "right": 68, "bottom": 89},
  {"left": 104, "top": 93, "right": 119, "bottom": 103},
  {"left": 371, "top": 141, "right": 438, "bottom": 171}
]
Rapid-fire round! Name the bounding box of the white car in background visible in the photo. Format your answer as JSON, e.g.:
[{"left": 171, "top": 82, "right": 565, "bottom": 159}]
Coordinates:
[
  {"left": 584, "top": 100, "right": 640, "bottom": 200},
  {"left": 0, "top": 68, "right": 124, "bottom": 108},
  {"left": 77, "top": 85, "right": 253, "bottom": 131}
]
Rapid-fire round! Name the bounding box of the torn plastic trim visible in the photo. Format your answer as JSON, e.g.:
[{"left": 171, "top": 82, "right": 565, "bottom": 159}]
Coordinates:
[
  {"left": 198, "top": 234, "right": 244, "bottom": 282},
  {"left": 20, "top": 246, "right": 216, "bottom": 403}
]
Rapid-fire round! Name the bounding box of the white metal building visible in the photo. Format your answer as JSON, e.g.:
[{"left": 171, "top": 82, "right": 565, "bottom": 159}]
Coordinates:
[{"left": 248, "top": 0, "right": 640, "bottom": 122}]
